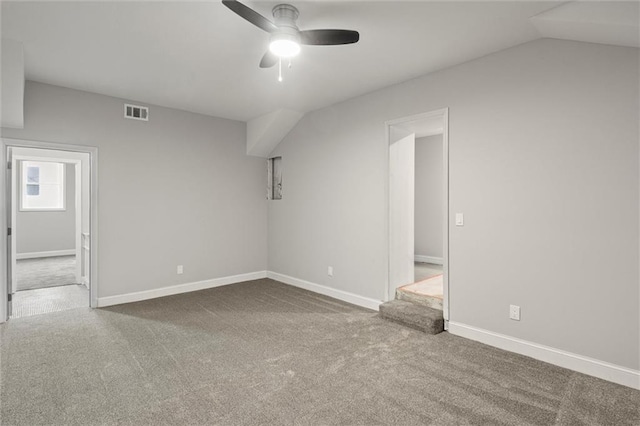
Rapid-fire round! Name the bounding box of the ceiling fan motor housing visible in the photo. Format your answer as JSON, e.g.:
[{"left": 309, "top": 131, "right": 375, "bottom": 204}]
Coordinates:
[{"left": 271, "top": 4, "right": 301, "bottom": 45}]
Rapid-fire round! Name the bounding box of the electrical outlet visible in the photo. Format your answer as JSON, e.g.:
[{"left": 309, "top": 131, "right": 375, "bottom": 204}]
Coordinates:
[
  {"left": 509, "top": 305, "right": 520, "bottom": 321},
  {"left": 328, "top": 266, "right": 333, "bottom": 277},
  {"left": 177, "top": 265, "right": 184, "bottom": 275}
]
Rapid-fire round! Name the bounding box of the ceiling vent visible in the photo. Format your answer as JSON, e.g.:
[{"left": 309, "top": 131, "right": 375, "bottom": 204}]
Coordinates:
[{"left": 124, "top": 103, "right": 148, "bottom": 121}]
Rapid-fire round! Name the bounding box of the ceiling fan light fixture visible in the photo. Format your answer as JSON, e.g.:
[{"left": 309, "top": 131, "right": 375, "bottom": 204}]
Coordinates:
[
  {"left": 222, "top": 0, "right": 360, "bottom": 69},
  {"left": 269, "top": 33, "right": 301, "bottom": 58}
]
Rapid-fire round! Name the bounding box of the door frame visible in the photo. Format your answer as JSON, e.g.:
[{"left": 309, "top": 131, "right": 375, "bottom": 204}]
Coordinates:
[
  {"left": 1, "top": 138, "right": 99, "bottom": 321},
  {"left": 385, "top": 108, "right": 450, "bottom": 322}
]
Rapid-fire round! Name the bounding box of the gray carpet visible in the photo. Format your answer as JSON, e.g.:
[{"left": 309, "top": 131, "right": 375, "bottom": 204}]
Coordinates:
[
  {"left": 11, "top": 284, "right": 89, "bottom": 319},
  {"left": 16, "top": 255, "right": 77, "bottom": 291},
  {"left": 1, "top": 279, "right": 638, "bottom": 425}
]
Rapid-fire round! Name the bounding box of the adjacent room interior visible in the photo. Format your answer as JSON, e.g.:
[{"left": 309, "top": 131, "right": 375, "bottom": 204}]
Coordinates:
[
  {"left": 10, "top": 147, "right": 91, "bottom": 318},
  {"left": 403, "top": 131, "right": 446, "bottom": 309},
  {"left": 0, "top": 0, "right": 638, "bottom": 424}
]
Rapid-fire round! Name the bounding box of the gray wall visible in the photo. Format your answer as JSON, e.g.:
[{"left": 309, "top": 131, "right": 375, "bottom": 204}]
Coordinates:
[
  {"left": 2, "top": 81, "right": 268, "bottom": 297},
  {"left": 17, "top": 162, "right": 76, "bottom": 254},
  {"left": 415, "top": 135, "right": 443, "bottom": 259},
  {"left": 268, "top": 39, "right": 639, "bottom": 370}
]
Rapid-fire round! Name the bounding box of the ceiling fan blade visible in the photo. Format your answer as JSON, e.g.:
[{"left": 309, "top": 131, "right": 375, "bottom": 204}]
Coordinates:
[
  {"left": 222, "top": 0, "right": 278, "bottom": 33},
  {"left": 260, "top": 50, "right": 278, "bottom": 68},
  {"left": 299, "top": 29, "right": 360, "bottom": 46}
]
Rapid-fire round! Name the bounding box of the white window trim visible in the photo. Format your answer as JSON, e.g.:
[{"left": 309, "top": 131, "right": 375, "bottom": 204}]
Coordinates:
[{"left": 19, "top": 160, "right": 67, "bottom": 212}]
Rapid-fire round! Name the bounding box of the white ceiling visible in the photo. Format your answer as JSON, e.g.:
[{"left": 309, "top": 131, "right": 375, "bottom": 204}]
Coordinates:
[
  {"left": 0, "top": 0, "right": 609, "bottom": 122},
  {"left": 531, "top": 1, "right": 640, "bottom": 48}
]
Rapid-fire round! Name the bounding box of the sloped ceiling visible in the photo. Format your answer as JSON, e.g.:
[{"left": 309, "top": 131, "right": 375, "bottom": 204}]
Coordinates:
[
  {"left": 531, "top": 1, "right": 640, "bottom": 48},
  {"left": 2, "top": 0, "right": 564, "bottom": 122},
  {"left": 3, "top": 1, "right": 638, "bottom": 156}
]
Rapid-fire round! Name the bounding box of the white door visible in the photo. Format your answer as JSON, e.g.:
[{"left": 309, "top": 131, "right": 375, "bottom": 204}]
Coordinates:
[{"left": 389, "top": 131, "right": 415, "bottom": 300}]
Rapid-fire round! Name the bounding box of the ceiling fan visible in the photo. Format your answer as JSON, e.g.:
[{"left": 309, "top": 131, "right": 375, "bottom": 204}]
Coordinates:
[{"left": 222, "top": 0, "right": 360, "bottom": 70}]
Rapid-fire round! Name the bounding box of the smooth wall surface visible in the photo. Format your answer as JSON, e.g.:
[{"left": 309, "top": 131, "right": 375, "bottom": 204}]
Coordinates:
[
  {"left": 268, "top": 39, "right": 639, "bottom": 370},
  {"left": 2, "top": 81, "right": 267, "bottom": 297},
  {"left": 0, "top": 38, "right": 24, "bottom": 128},
  {"left": 16, "top": 162, "right": 75, "bottom": 254},
  {"left": 415, "top": 135, "right": 443, "bottom": 259}
]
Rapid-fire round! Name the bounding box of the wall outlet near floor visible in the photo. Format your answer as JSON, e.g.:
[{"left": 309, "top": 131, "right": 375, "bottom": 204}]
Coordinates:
[
  {"left": 328, "top": 266, "right": 333, "bottom": 277},
  {"left": 177, "top": 265, "right": 184, "bottom": 275},
  {"left": 509, "top": 304, "right": 521, "bottom": 321}
]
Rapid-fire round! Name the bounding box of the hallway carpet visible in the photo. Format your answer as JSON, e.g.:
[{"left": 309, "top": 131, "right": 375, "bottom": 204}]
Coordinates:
[
  {"left": 1, "top": 279, "right": 638, "bottom": 425},
  {"left": 11, "top": 284, "right": 89, "bottom": 319},
  {"left": 15, "top": 255, "right": 77, "bottom": 291}
]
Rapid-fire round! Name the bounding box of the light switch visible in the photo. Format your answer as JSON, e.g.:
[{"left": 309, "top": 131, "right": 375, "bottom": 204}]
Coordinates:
[{"left": 455, "top": 213, "right": 464, "bottom": 227}]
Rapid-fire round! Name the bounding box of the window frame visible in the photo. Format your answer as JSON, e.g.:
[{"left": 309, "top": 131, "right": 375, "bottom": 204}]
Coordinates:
[{"left": 19, "top": 160, "right": 67, "bottom": 212}]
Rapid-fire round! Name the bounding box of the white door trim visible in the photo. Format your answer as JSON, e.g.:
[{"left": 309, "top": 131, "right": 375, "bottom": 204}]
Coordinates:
[
  {"left": 385, "top": 108, "right": 450, "bottom": 320},
  {"left": 1, "top": 138, "right": 99, "bottom": 321}
]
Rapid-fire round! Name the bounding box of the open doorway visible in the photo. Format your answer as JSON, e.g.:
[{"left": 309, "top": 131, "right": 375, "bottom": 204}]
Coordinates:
[
  {"left": 401, "top": 132, "right": 445, "bottom": 310},
  {"left": 10, "top": 147, "right": 90, "bottom": 318},
  {"left": 387, "top": 109, "right": 449, "bottom": 321},
  {"left": 1, "top": 139, "right": 98, "bottom": 322}
]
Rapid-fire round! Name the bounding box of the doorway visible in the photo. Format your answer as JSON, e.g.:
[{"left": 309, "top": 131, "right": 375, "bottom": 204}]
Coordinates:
[
  {"left": 387, "top": 109, "right": 449, "bottom": 321},
  {"left": 1, "top": 139, "right": 98, "bottom": 322}
]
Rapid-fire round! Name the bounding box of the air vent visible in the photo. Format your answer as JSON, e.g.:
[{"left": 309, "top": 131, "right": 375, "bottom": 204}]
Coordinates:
[{"left": 124, "top": 103, "right": 149, "bottom": 121}]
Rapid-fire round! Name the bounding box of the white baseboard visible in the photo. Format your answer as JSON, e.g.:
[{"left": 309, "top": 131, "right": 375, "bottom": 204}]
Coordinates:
[
  {"left": 97, "top": 270, "right": 381, "bottom": 312},
  {"left": 16, "top": 249, "right": 75, "bottom": 260},
  {"left": 414, "top": 255, "right": 443, "bottom": 265},
  {"left": 97, "top": 271, "right": 268, "bottom": 308},
  {"left": 267, "top": 271, "right": 381, "bottom": 311},
  {"left": 448, "top": 321, "right": 640, "bottom": 390}
]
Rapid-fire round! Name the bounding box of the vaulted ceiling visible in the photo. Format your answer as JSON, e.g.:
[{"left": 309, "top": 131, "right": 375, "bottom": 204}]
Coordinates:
[{"left": 2, "top": 1, "right": 637, "bottom": 122}]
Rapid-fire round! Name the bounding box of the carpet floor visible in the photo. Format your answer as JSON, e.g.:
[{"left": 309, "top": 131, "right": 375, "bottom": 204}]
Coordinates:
[
  {"left": 16, "top": 255, "right": 77, "bottom": 291},
  {"left": 11, "top": 284, "right": 89, "bottom": 319},
  {"left": 1, "top": 279, "right": 638, "bottom": 425}
]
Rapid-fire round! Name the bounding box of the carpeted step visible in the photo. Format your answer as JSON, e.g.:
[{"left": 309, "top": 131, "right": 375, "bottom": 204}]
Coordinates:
[
  {"left": 396, "top": 287, "right": 443, "bottom": 310},
  {"left": 379, "top": 299, "right": 444, "bottom": 334}
]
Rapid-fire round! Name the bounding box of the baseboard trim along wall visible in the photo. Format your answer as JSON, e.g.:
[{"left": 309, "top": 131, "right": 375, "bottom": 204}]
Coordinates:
[
  {"left": 267, "top": 271, "right": 382, "bottom": 311},
  {"left": 448, "top": 321, "right": 640, "bottom": 390},
  {"left": 414, "top": 255, "right": 443, "bottom": 265},
  {"left": 97, "top": 271, "right": 268, "bottom": 307},
  {"left": 16, "top": 249, "right": 76, "bottom": 260}
]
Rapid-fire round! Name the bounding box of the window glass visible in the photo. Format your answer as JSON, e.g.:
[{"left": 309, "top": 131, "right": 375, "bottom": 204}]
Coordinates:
[{"left": 20, "top": 161, "right": 65, "bottom": 210}]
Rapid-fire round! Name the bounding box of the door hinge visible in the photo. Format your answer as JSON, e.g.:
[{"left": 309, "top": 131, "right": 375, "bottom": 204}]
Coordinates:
[
  {"left": 7, "top": 293, "right": 11, "bottom": 302},
  {"left": 7, "top": 161, "right": 11, "bottom": 170},
  {"left": 7, "top": 227, "right": 11, "bottom": 236}
]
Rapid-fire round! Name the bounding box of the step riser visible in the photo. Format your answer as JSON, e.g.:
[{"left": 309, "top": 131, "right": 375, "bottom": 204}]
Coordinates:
[
  {"left": 396, "top": 289, "right": 443, "bottom": 310},
  {"left": 379, "top": 300, "right": 444, "bottom": 335},
  {"left": 380, "top": 311, "right": 444, "bottom": 334}
]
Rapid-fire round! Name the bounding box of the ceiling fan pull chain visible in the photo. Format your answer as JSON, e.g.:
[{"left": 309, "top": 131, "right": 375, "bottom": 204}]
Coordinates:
[{"left": 278, "top": 58, "right": 283, "bottom": 82}]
